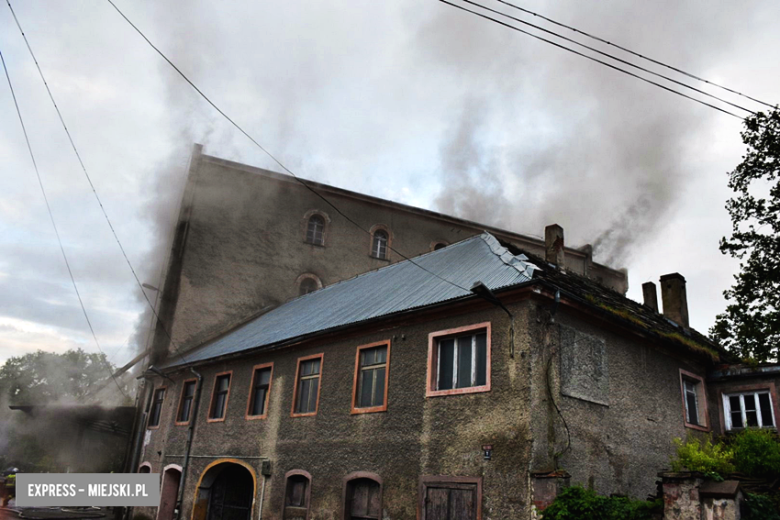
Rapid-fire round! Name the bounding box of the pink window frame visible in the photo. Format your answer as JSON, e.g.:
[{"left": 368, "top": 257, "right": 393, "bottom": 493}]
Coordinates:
[
  {"left": 426, "top": 322, "right": 492, "bottom": 397},
  {"left": 207, "top": 371, "right": 233, "bottom": 423},
  {"left": 351, "top": 340, "right": 391, "bottom": 414},
  {"left": 679, "top": 369, "right": 710, "bottom": 432},
  {"left": 245, "top": 363, "right": 274, "bottom": 420},
  {"left": 291, "top": 354, "right": 324, "bottom": 418}
]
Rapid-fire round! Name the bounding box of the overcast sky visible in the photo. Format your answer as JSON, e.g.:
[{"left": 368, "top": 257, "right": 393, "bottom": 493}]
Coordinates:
[{"left": 1, "top": 0, "right": 779, "bottom": 368}]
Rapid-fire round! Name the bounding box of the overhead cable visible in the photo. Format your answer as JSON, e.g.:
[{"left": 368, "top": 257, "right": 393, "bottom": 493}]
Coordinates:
[
  {"left": 104, "top": 0, "right": 476, "bottom": 297},
  {"left": 0, "top": 48, "right": 128, "bottom": 399},
  {"left": 6, "top": 0, "right": 190, "bottom": 365},
  {"left": 461, "top": 0, "right": 756, "bottom": 116},
  {"left": 495, "top": 0, "right": 778, "bottom": 110},
  {"left": 440, "top": 0, "right": 745, "bottom": 120}
]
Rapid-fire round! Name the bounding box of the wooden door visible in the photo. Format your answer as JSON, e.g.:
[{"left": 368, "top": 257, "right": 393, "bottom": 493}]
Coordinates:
[
  {"left": 346, "top": 478, "right": 381, "bottom": 520},
  {"left": 424, "top": 483, "right": 478, "bottom": 520}
]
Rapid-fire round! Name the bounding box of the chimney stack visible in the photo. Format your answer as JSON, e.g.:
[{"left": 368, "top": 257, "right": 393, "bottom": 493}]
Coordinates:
[
  {"left": 642, "top": 282, "right": 659, "bottom": 312},
  {"left": 660, "top": 273, "right": 689, "bottom": 327},
  {"left": 545, "top": 224, "right": 565, "bottom": 268}
]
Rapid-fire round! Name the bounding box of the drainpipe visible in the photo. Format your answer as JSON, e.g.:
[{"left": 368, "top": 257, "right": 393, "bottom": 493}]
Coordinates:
[{"left": 175, "top": 368, "right": 203, "bottom": 520}]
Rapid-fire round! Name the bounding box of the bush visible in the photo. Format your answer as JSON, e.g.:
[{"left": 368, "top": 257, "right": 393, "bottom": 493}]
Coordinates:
[
  {"left": 742, "top": 493, "right": 780, "bottom": 520},
  {"left": 670, "top": 434, "right": 735, "bottom": 478},
  {"left": 730, "top": 429, "right": 780, "bottom": 479},
  {"left": 540, "top": 485, "right": 662, "bottom": 520}
]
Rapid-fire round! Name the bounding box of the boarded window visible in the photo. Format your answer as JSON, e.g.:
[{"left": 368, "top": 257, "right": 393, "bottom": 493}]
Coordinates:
[
  {"left": 306, "top": 215, "right": 325, "bottom": 245},
  {"left": 723, "top": 391, "right": 776, "bottom": 430},
  {"left": 148, "top": 388, "right": 165, "bottom": 427},
  {"left": 436, "top": 332, "right": 487, "bottom": 391},
  {"left": 371, "top": 230, "right": 388, "bottom": 259},
  {"left": 209, "top": 374, "right": 231, "bottom": 420},
  {"left": 346, "top": 478, "right": 381, "bottom": 520},
  {"left": 354, "top": 344, "right": 389, "bottom": 411},
  {"left": 294, "top": 357, "right": 322, "bottom": 415},
  {"left": 177, "top": 381, "right": 196, "bottom": 423},
  {"left": 560, "top": 327, "right": 609, "bottom": 406},
  {"left": 248, "top": 366, "right": 272, "bottom": 417},
  {"left": 284, "top": 473, "right": 310, "bottom": 520}
]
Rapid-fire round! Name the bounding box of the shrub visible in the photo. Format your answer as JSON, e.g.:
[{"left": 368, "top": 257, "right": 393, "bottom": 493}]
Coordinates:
[
  {"left": 742, "top": 493, "right": 780, "bottom": 520},
  {"left": 730, "top": 429, "right": 780, "bottom": 479},
  {"left": 540, "top": 485, "right": 662, "bottom": 520},
  {"left": 670, "top": 434, "right": 735, "bottom": 478}
]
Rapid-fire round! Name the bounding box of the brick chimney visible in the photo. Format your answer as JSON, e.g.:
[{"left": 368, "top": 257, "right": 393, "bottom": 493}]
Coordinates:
[
  {"left": 642, "top": 282, "right": 659, "bottom": 312},
  {"left": 545, "top": 224, "right": 565, "bottom": 268},
  {"left": 660, "top": 273, "right": 689, "bottom": 327}
]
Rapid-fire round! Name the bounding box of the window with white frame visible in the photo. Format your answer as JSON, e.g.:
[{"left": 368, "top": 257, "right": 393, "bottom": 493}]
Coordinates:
[
  {"left": 679, "top": 370, "right": 708, "bottom": 430},
  {"left": 723, "top": 391, "right": 776, "bottom": 430},
  {"left": 426, "top": 324, "right": 491, "bottom": 397}
]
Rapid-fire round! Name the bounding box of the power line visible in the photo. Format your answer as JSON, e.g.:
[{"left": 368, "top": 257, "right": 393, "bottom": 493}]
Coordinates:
[
  {"left": 103, "top": 0, "right": 477, "bottom": 297},
  {"left": 461, "top": 0, "right": 757, "bottom": 116},
  {"left": 494, "top": 0, "right": 778, "bottom": 110},
  {"left": 440, "top": 0, "right": 745, "bottom": 120},
  {"left": 0, "top": 48, "right": 128, "bottom": 400},
  {"left": 6, "top": 0, "right": 190, "bottom": 366}
]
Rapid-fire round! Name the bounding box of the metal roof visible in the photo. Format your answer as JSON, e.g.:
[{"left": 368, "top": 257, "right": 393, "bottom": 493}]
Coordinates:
[{"left": 160, "top": 233, "right": 537, "bottom": 369}]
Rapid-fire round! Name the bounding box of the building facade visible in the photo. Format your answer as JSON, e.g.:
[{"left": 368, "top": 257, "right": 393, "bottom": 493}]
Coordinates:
[{"left": 130, "top": 233, "right": 755, "bottom": 520}]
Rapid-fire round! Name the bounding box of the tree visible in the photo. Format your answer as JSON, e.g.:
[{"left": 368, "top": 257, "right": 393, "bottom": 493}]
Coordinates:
[
  {"left": 711, "top": 109, "right": 780, "bottom": 362},
  {"left": 0, "top": 348, "right": 124, "bottom": 405}
]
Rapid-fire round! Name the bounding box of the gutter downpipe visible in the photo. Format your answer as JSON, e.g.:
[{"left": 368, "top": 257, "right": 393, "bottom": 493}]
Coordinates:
[
  {"left": 175, "top": 367, "right": 203, "bottom": 520},
  {"left": 258, "top": 473, "right": 267, "bottom": 520}
]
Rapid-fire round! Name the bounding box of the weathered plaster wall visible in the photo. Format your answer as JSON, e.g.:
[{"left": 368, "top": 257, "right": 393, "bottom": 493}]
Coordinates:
[
  {"left": 139, "top": 302, "right": 534, "bottom": 520},
  {"left": 137, "top": 294, "right": 709, "bottom": 520},
  {"left": 527, "top": 302, "right": 708, "bottom": 499}
]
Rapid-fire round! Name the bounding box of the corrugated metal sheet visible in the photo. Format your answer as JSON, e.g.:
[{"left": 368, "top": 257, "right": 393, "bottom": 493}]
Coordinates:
[{"left": 160, "top": 232, "right": 537, "bottom": 369}]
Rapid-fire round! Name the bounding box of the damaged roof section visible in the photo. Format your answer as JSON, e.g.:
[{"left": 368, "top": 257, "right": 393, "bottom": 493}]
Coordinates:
[
  {"left": 504, "top": 240, "right": 732, "bottom": 363},
  {"left": 161, "top": 232, "right": 729, "bottom": 370},
  {"left": 160, "top": 233, "right": 536, "bottom": 369}
]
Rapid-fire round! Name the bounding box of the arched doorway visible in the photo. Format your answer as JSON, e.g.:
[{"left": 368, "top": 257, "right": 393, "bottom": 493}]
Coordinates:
[
  {"left": 192, "top": 461, "right": 256, "bottom": 520},
  {"left": 157, "top": 465, "right": 182, "bottom": 520}
]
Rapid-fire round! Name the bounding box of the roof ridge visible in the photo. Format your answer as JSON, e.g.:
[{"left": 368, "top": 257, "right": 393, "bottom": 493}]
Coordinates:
[{"left": 479, "top": 232, "right": 538, "bottom": 279}]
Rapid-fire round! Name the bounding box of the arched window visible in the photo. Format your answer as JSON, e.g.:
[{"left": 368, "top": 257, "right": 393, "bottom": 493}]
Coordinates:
[
  {"left": 138, "top": 463, "right": 152, "bottom": 474},
  {"left": 306, "top": 215, "right": 325, "bottom": 246},
  {"left": 371, "top": 230, "right": 388, "bottom": 259},
  {"left": 344, "top": 474, "right": 382, "bottom": 520},
  {"left": 297, "top": 274, "right": 322, "bottom": 296},
  {"left": 433, "top": 242, "right": 447, "bottom": 251},
  {"left": 284, "top": 470, "right": 311, "bottom": 519}
]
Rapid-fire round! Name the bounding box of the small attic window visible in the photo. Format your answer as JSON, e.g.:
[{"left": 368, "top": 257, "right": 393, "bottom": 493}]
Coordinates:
[
  {"left": 299, "top": 278, "right": 318, "bottom": 296},
  {"left": 433, "top": 242, "right": 448, "bottom": 251},
  {"left": 306, "top": 215, "right": 325, "bottom": 245},
  {"left": 371, "top": 230, "right": 388, "bottom": 259}
]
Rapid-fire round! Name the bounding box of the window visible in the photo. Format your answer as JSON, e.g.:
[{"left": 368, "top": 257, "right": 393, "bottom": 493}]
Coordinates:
[
  {"left": 723, "top": 390, "right": 776, "bottom": 431},
  {"left": 427, "top": 323, "right": 491, "bottom": 397},
  {"left": 371, "top": 230, "right": 388, "bottom": 259},
  {"left": 284, "top": 470, "right": 311, "bottom": 519},
  {"left": 344, "top": 474, "right": 382, "bottom": 520},
  {"left": 352, "top": 341, "right": 390, "bottom": 414},
  {"left": 306, "top": 215, "right": 325, "bottom": 245},
  {"left": 432, "top": 242, "right": 448, "bottom": 251},
  {"left": 208, "top": 372, "right": 232, "bottom": 422},
  {"left": 148, "top": 387, "right": 166, "bottom": 428},
  {"left": 299, "top": 278, "right": 319, "bottom": 296},
  {"left": 246, "top": 363, "right": 273, "bottom": 419},
  {"left": 679, "top": 370, "right": 708, "bottom": 431},
  {"left": 176, "top": 379, "right": 197, "bottom": 425},
  {"left": 292, "top": 354, "right": 323, "bottom": 417}
]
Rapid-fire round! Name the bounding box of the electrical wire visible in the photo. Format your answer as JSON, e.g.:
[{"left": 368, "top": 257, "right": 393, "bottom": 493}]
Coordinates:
[
  {"left": 461, "top": 0, "right": 757, "bottom": 116},
  {"left": 6, "top": 0, "right": 190, "bottom": 366},
  {"left": 494, "top": 0, "right": 778, "bottom": 110},
  {"left": 440, "top": 0, "right": 745, "bottom": 120},
  {"left": 0, "top": 48, "right": 128, "bottom": 400},
  {"left": 103, "top": 0, "right": 476, "bottom": 297}
]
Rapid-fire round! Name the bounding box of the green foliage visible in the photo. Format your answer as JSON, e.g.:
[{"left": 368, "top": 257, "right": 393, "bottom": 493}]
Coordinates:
[
  {"left": 743, "top": 493, "right": 780, "bottom": 520},
  {"left": 540, "top": 485, "right": 662, "bottom": 520},
  {"left": 710, "top": 109, "right": 780, "bottom": 362},
  {"left": 0, "top": 348, "right": 124, "bottom": 405},
  {"left": 730, "top": 428, "right": 780, "bottom": 479},
  {"left": 670, "top": 434, "right": 735, "bottom": 477}
]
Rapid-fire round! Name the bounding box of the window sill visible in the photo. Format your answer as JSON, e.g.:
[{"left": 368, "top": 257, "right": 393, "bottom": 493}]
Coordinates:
[
  {"left": 304, "top": 241, "right": 326, "bottom": 248},
  {"left": 245, "top": 414, "right": 268, "bottom": 421},
  {"left": 290, "top": 411, "right": 318, "bottom": 418},
  {"left": 147, "top": 425, "right": 160, "bottom": 430},
  {"left": 369, "top": 255, "right": 390, "bottom": 261},
  {"left": 351, "top": 405, "right": 388, "bottom": 415},
  {"left": 427, "top": 385, "right": 491, "bottom": 398},
  {"left": 206, "top": 417, "right": 226, "bottom": 423},
  {"left": 683, "top": 422, "right": 710, "bottom": 432},
  {"left": 174, "top": 421, "right": 190, "bottom": 427}
]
